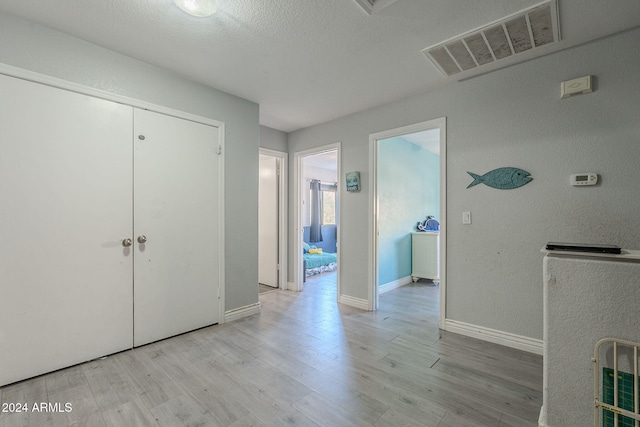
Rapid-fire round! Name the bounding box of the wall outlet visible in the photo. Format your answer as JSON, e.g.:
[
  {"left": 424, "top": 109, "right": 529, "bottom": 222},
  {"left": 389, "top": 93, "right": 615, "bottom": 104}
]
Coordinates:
[{"left": 462, "top": 211, "right": 471, "bottom": 224}]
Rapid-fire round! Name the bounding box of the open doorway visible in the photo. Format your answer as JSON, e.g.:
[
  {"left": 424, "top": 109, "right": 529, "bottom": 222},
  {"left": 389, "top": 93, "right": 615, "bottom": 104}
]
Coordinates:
[
  {"left": 258, "top": 148, "right": 288, "bottom": 293},
  {"left": 369, "top": 118, "right": 446, "bottom": 328},
  {"left": 293, "top": 143, "right": 340, "bottom": 295}
]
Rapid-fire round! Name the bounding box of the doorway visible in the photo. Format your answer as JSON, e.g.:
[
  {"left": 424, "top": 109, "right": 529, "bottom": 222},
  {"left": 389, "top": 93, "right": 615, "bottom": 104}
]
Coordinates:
[
  {"left": 258, "top": 148, "right": 288, "bottom": 291},
  {"left": 369, "top": 118, "right": 446, "bottom": 327},
  {"left": 293, "top": 143, "right": 340, "bottom": 294}
]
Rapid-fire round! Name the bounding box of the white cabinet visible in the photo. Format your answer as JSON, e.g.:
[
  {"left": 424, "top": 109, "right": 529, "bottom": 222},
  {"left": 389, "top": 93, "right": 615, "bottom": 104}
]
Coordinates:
[
  {"left": 411, "top": 232, "right": 439, "bottom": 282},
  {"left": 0, "top": 73, "right": 222, "bottom": 386}
]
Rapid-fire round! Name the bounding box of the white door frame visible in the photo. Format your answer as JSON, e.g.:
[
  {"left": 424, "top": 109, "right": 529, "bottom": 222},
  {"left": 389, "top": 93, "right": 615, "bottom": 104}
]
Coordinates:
[
  {"left": 292, "top": 143, "right": 341, "bottom": 294},
  {"left": 368, "top": 118, "right": 446, "bottom": 328},
  {"left": 259, "top": 148, "right": 288, "bottom": 290}
]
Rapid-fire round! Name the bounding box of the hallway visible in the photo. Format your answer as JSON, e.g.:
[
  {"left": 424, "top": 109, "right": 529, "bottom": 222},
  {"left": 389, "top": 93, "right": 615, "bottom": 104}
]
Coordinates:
[{"left": 0, "top": 275, "right": 542, "bottom": 426}]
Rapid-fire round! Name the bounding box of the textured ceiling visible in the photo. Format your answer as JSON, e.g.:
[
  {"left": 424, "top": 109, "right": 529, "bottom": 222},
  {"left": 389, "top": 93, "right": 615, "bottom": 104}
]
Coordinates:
[
  {"left": 1, "top": 0, "right": 639, "bottom": 132},
  {"left": 303, "top": 151, "right": 339, "bottom": 173}
]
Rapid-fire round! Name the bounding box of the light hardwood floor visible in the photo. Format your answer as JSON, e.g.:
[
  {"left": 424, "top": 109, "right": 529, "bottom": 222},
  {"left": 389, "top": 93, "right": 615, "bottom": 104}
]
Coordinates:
[{"left": 0, "top": 273, "right": 542, "bottom": 426}]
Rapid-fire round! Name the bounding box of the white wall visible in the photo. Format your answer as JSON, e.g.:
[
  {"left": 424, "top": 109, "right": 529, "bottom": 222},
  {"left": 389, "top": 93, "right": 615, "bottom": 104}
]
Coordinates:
[
  {"left": 543, "top": 253, "right": 640, "bottom": 427},
  {"left": 0, "top": 11, "right": 260, "bottom": 313},
  {"left": 288, "top": 27, "right": 640, "bottom": 342},
  {"left": 260, "top": 125, "right": 288, "bottom": 152}
]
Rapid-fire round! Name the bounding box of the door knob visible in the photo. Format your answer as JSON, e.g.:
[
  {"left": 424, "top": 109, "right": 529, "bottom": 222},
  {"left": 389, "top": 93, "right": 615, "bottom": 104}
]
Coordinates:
[
  {"left": 137, "top": 235, "right": 147, "bottom": 244},
  {"left": 122, "top": 238, "right": 133, "bottom": 247}
]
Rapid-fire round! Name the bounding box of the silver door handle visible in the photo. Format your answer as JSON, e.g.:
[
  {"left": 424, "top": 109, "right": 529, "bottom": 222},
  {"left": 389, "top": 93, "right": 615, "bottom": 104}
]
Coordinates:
[
  {"left": 137, "top": 235, "right": 147, "bottom": 244},
  {"left": 122, "top": 238, "right": 133, "bottom": 247}
]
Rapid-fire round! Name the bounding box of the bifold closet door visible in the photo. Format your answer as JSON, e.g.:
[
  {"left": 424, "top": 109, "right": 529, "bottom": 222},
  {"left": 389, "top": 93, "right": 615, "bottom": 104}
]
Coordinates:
[
  {"left": 0, "top": 75, "right": 134, "bottom": 387},
  {"left": 133, "top": 109, "right": 220, "bottom": 347}
]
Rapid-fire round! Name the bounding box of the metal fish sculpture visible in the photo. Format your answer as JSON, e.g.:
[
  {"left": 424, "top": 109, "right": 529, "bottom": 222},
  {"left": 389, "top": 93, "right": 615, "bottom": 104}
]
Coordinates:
[{"left": 466, "top": 167, "right": 532, "bottom": 190}]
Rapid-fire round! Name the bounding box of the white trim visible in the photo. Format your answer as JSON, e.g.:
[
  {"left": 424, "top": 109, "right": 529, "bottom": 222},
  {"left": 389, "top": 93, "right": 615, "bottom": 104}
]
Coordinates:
[
  {"left": 293, "top": 143, "right": 341, "bottom": 296},
  {"left": 438, "top": 119, "right": 447, "bottom": 329},
  {"left": 224, "top": 303, "right": 261, "bottom": 323},
  {"left": 287, "top": 281, "right": 302, "bottom": 292},
  {"left": 0, "top": 63, "right": 227, "bottom": 325},
  {"left": 293, "top": 153, "right": 303, "bottom": 290},
  {"left": 444, "top": 319, "right": 544, "bottom": 355},
  {"left": 538, "top": 407, "right": 548, "bottom": 427},
  {"left": 0, "top": 63, "right": 223, "bottom": 129},
  {"left": 369, "top": 117, "right": 447, "bottom": 325},
  {"left": 368, "top": 136, "right": 378, "bottom": 311},
  {"left": 338, "top": 294, "right": 369, "bottom": 311},
  {"left": 378, "top": 276, "right": 413, "bottom": 295},
  {"left": 259, "top": 148, "right": 288, "bottom": 291},
  {"left": 217, "top": 123, "right": 226, "bottom": 324}
]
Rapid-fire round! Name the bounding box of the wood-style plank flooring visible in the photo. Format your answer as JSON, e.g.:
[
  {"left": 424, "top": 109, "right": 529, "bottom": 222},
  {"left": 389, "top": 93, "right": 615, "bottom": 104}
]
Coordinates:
[
  {"left": 0, "top": 273, "right": 542, "bottom": 426},
  {"left": 258, "top": 283, "right": 278, "bottom": 294}
]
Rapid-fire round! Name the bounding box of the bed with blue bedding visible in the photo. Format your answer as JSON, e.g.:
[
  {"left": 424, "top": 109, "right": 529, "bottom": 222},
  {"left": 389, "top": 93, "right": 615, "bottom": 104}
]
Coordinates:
[{"left": 303, "top": 242, "right": 337, "bottom": 277}]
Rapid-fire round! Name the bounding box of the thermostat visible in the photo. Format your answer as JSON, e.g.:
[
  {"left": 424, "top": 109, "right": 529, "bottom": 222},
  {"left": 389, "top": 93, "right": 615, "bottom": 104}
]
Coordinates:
[{"left": 570, "top": 173, "right": 598, "bottom": 186}]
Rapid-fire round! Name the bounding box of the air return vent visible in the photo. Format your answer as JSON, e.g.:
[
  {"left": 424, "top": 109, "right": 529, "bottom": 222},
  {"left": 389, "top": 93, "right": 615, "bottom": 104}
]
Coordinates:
[
  {"left": 353, "top": 0, "right": 399, "bottom": 15},
  {"left": 423, "top": 0, "right": 560, "bottom": 76},
  {"left": 354, "top": 0, "right": 375, "bottom": 13}
]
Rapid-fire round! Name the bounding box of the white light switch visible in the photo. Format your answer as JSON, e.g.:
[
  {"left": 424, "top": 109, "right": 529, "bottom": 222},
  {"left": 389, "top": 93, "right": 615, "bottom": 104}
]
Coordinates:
[{"left": 462, "top": 211, "right": 471, "bottom": 224}]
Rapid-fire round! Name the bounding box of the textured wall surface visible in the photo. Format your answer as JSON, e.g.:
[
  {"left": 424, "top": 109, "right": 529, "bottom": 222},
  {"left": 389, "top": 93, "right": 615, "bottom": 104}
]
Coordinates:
[
  {"left": 378, "top": 137, "right": 439, "bottom": 285},
  {"left": 543, "top": 253, "right": 640, "bottom": 427},
  {"left": 288, "top": 27, "right": 640, "bottom": 340},
  {"left": 0, "top": 12, "right": 260, "bottom": 313},
  {"left": 260, "top": 125, "right": 288, "bottom": 152}
]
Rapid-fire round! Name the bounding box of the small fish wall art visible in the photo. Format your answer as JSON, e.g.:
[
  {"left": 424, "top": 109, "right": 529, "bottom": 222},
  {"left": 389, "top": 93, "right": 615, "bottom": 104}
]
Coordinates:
[{"left": 466, "top": 167, "right": 532, "bottom": 190}]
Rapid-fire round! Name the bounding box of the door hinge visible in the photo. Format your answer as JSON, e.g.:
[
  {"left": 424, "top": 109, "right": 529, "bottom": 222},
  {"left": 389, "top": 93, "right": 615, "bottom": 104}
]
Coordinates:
[
  {"left": 276, "top": 264, "right": 280, "bottom": 271},
  {"left": 217, "top": 146, "right": 222, "bottom": 155}
]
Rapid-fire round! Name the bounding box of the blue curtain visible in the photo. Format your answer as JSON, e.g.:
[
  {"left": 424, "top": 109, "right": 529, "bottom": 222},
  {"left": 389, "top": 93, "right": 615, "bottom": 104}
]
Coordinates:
[{"left": 309, "top": 179, "right": 323, "bottom": 243}]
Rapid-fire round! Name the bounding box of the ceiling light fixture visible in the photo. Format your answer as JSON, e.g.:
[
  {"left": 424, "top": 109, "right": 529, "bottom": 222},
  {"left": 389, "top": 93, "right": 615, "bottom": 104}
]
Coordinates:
[{"left": 174, "top": 0, "right": 217, "bottom": 17}]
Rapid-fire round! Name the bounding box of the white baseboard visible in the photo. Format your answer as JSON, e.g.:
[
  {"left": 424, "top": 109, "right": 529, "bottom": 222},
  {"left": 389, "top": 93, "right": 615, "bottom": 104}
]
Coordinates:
[
  {"left": 224, "top": 302, "right": 261, "bottom": 323},
  {"left": 338, "top": 294, "right": 370, "bottom": 311},
  {"left": 444, "top": 319, "right": 543, "bottom": 355},
  {"left": 538, "top": 407, "right": 547, "bottom": 427},
  {"left": 288, "top": 281, "right": 302, "bottom": 292},
  {"left": 379, "top": 275, "right": 413, "bottom": 295}
]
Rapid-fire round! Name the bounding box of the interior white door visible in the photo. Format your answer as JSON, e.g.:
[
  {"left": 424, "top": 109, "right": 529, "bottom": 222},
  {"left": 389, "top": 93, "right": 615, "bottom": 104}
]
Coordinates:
[
  {"left": 0, "top": 75, "right": 134, "bottom": 387},
  {"left": 258, "top": 155, "right": 279, "bottom": 287},
  {"left": 133, "top": 108, "right": 220, "bottom": 346}
]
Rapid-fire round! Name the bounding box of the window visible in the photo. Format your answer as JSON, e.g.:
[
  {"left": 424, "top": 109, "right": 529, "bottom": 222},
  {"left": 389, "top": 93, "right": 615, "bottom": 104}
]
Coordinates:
[
  {"left": 322, "top": 190, "right": 336, "bottom": 224},
  {"left": 309, "top": 182, "right": 337, "bottom": 225}
]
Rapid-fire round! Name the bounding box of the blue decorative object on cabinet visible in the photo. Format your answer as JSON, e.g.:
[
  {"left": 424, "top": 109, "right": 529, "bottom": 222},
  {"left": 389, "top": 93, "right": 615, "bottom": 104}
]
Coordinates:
[
  {"left": 466, "top": 167, "right": 532, "bottom": 190},
  {"left": 417, "top": 215, "right": 439, "bottom": 231}
]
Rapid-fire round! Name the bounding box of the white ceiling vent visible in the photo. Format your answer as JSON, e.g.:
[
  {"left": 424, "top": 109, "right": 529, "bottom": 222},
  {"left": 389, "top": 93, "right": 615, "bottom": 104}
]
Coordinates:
[
  {"left": 354, "top": 0, "right": 375, "bottom": 14},
  {"left": 423, "top": 0, "right": 560, "bottom": 76},
  {"left": 353, "top": 0, "right": 400, "bottom": 15}
]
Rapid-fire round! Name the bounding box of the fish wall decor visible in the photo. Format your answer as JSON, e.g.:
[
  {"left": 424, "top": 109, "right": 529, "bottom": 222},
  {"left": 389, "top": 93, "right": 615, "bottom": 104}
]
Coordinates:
[{"left": 466, "top": 167, "right": 532, "bottom": 190}]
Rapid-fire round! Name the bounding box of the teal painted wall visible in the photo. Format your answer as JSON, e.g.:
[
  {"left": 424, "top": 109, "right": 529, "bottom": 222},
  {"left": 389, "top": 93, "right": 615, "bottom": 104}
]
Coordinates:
[{"left": 378, "top": 137, "right": 439, "bottom": 286}]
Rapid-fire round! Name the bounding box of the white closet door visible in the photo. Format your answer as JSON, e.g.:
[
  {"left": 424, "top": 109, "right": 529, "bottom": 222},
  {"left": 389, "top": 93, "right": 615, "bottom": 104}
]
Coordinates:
[
  {"left": 258, "top": 155, "right": 279, "bottom": 287},
  {"left": 0, "top": 75, "right": 134, "bottom": 387},
  {"left": 133, "top": 108, "right": 220, "bottom": 347}
]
